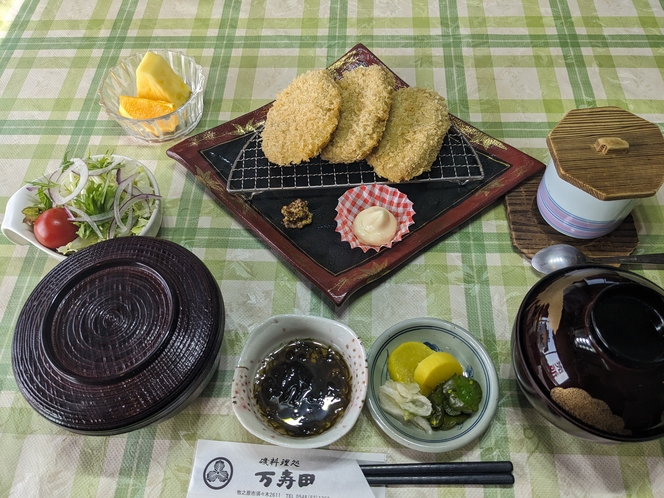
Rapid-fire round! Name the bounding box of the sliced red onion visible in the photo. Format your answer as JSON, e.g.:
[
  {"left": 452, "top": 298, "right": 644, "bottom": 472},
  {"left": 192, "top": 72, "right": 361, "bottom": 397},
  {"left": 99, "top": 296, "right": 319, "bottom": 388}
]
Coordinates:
[
  {"left": 66, "top": 209, "right": 114, "bottom": 223},
  {"left": 118, "top": 193, "right": 159, "bottom": 215},
  {"left": 107, "top": 219, "right": 117, "bottom": 239},
  {"left": 47, "top": 169, "right": 66, "bottom": 204},
  {"left": 107, "top": 193, "right": 158, "bottom": 239},
  {"left": 66, "top": 205, "right": 104, "bottom": 239},
  {"left": 125, "top": 183, "right": 134, "bottom": 234}
]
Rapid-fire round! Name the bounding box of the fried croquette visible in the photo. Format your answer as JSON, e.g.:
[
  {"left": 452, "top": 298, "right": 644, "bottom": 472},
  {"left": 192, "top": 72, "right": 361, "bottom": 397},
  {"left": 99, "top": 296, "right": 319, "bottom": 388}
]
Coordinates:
[
  {"left": 320, "top": 65, "right": 394, "bottom": 164},
  {"left": 366, "top": 87, "right": 450, "bottom": 182},
  {"left": 261, "top": 69, "right": 342, "bottom": 166}
]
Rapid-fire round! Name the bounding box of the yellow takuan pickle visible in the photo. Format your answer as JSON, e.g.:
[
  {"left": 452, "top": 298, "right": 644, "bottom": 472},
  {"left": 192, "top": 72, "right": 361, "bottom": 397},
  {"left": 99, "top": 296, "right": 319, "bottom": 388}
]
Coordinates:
[
  {"left": 136, "top": 52, "right": 191, "bottom": 107},
  {"left": 386, "top": 341, "right": 435, "bottom": 384},
  {"left": 413, "top": 351, "right": 463, "bottom": 396}
]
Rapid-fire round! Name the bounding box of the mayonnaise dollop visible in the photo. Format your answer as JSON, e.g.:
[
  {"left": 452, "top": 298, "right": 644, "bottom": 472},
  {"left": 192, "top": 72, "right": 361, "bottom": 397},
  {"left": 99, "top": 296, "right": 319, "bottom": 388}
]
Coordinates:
[{"left": 352, "top": 206, "right": 398, "bottom": 246}]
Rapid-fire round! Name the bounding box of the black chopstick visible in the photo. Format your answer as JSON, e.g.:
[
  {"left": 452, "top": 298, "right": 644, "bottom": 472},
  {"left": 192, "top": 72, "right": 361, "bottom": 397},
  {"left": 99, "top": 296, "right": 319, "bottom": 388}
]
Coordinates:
[
  {"left": 360, "top": 460, "right": 513, "bottom": 476},
  {"left": 360, "top": 461, "right": 514, "bottom": 486},
  {"left": 364, "top": 473, "right": 514, "bottom": 486}
]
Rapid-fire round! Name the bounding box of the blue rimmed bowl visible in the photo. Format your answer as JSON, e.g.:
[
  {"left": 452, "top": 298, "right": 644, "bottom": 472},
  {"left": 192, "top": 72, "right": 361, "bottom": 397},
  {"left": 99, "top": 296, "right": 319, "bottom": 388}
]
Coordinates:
[{"left": 366, "top": 317, "right": 499, "bottom": 452}]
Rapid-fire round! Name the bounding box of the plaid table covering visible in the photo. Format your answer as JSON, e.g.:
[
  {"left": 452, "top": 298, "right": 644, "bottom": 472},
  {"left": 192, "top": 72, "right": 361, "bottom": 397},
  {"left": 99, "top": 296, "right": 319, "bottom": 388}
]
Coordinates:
[{"left": 1, "top": 0, "right": 664, "bottom": 496}]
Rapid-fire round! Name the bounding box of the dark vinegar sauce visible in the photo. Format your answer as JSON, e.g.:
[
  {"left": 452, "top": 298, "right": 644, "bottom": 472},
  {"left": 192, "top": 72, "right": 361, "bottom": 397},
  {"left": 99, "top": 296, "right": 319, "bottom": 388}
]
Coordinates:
[{"left": 253, "top": 339, "right": 352, "bottom": 437}]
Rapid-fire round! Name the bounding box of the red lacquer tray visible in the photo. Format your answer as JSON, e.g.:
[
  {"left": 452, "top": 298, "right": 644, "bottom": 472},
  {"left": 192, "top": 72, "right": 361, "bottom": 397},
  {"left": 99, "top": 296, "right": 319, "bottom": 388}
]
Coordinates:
[{"left": 167, "top": 44, "right": 545, "bottom": 306}]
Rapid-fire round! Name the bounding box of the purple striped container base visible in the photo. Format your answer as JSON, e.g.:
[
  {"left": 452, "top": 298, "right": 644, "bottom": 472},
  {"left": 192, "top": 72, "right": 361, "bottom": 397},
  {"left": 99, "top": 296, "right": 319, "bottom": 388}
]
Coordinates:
[{"left": 536, "top": 179, "right": 623, "bottom": 239}]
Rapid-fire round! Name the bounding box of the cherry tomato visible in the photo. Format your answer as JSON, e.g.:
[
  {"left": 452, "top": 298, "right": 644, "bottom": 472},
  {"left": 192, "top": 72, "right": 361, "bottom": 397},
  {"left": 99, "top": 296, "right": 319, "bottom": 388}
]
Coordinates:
[{"left": 33, "top": 207, "right": 79, "bottom": 249}]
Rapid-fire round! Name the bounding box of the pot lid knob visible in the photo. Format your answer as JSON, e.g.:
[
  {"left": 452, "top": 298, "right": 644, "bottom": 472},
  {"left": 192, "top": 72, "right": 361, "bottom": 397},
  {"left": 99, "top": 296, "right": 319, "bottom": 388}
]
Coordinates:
[{"left": 594, "top": 137, "right": 629, "bottom": 155}]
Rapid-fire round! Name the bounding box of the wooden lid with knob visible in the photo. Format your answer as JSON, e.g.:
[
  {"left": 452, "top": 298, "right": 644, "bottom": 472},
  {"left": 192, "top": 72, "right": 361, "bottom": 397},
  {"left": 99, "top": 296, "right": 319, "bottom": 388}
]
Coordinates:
[{"left": 546, "top": 106, "right": 664, "bottom": 200}]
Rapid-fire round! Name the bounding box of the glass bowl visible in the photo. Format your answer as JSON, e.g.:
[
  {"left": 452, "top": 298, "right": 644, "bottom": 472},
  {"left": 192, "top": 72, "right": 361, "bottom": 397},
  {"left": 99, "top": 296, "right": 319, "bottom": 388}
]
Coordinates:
[{"left": 98, "top": 50, "right": 205, "bottom": 143}]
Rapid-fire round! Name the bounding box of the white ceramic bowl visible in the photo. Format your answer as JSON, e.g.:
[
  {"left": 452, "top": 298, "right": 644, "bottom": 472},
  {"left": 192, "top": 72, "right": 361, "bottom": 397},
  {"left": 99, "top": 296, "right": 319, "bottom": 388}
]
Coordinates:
[
  {"left": 366, "top": 317, "right": 499, "bottom": 453},
  {"left": 98, "top": 50, "right": 205, "bottom": 143},
  {"left": 536, "top": 158, "right": 640, "bottom": 239},
  {"left": 1, "top": 155, "right": 162, "bottom": 261},
  {"left": 232, "top": 314, "right": 368, "bottom": 449}
]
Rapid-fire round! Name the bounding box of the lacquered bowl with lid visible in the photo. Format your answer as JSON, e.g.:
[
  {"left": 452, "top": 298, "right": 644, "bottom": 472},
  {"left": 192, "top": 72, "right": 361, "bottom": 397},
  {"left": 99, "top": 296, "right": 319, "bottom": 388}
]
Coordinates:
[
  {"left": 12, "top": 237, "right": 225, "bottom": 435},
  {"left": 512, "top": 265, "right": 664, "bottom": 443}
]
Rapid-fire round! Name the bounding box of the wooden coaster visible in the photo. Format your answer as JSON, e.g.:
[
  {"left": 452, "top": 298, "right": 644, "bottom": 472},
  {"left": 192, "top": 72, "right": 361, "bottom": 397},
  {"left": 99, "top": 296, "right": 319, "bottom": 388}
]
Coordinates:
[{"left": 504, "top": 172, "right": 639, "bottom": 259}]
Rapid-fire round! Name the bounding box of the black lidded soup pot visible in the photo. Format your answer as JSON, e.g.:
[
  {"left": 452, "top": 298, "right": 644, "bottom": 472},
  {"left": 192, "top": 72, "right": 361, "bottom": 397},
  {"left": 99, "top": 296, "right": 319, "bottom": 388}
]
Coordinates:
[{"left": 512, "top": 265, "right": 664, "bottom": 443}]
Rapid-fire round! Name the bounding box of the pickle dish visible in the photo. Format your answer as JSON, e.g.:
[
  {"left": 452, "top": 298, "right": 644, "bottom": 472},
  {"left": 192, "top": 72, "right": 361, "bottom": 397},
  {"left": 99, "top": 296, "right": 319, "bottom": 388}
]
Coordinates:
[
  {"left": 366, "top": 317, "right": 499, "bottom": 452},
  {"left": 231, "top": 314, "right": 368, "bottom": 449}
]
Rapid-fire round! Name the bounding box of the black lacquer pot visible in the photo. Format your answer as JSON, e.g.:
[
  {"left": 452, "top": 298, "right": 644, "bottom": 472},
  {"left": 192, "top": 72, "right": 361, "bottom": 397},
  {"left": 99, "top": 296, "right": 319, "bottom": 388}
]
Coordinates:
[{"left": 513, "top": 265, "right": 664, "bottom": 443}]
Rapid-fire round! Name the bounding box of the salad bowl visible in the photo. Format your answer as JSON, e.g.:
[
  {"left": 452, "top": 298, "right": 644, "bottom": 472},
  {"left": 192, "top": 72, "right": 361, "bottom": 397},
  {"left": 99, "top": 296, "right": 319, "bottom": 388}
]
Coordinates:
[{"left": 1, "top": 154, "right": 162, "bottom": 261}]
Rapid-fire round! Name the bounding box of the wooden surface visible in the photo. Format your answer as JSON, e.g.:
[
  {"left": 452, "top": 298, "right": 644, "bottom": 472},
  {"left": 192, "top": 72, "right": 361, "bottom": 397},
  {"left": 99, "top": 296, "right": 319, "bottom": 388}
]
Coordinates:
[
  {"left": 504, "top": 172, "right": 639, "bottom": 259},
  {"left": 546, "top": 106, "right": 664, "bottom": 200}
]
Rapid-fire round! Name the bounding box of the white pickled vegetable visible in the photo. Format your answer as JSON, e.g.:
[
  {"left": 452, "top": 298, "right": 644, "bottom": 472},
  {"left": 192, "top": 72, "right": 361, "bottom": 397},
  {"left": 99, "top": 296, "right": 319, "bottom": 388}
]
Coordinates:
[{"left": 378, "top": 380, "right": 433, "bottom": 434}]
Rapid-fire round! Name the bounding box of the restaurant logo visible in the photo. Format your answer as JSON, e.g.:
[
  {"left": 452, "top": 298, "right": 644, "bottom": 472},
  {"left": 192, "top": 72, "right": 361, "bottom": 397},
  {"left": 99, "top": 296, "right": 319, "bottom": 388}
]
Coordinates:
[{"left": 203, "top": 456, "right": 233, "bottom": 490}]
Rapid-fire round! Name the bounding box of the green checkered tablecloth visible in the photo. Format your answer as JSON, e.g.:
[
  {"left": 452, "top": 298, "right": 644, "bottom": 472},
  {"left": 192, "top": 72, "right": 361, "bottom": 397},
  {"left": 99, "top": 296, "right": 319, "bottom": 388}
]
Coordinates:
[{"left": 2, "top": 0, "right": 664, "bottom": 496}]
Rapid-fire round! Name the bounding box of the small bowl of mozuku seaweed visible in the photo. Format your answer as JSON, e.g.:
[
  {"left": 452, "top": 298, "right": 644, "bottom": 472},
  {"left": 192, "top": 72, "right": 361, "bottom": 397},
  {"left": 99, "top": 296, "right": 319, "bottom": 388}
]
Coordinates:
[{"left": 231, "top": 315, "right": 367, "bottom": 449}]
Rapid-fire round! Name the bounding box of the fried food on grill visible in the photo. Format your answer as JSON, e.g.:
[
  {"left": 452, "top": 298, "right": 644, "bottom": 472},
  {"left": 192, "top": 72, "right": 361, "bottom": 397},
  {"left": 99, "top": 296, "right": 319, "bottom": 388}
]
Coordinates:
[
  {"left": 320, "top": 65, "right": 394, "bottom": 164},
  {"left": 261, "top": 69, "right": 342, "bottom": 166},
  {"left": 366, "top": 87, "right": 450, "bottom": 183}
]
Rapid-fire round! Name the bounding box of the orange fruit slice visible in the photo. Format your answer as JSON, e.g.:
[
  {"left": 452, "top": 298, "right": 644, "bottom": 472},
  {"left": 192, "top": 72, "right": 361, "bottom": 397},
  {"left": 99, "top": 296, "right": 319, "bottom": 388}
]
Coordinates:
[{"left": 118, "top": 95, "right": 176, "bottom": 119}]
